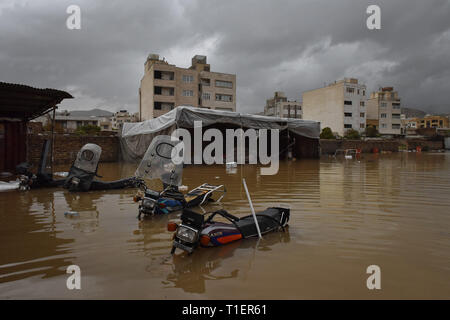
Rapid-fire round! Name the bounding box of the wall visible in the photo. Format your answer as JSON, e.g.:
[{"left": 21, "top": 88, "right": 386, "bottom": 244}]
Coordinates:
[
  {"left": 320, "top": 139, "right": 444, "bottom": 155},
  {"left": 27, "top": 133, "right": 120, "bottom": 167},
  {"left": 1, "top": 121, "right": 27, "bottom": 172},
  {"left": 303, "top": 83, "right": 344, "bottom": 136}
]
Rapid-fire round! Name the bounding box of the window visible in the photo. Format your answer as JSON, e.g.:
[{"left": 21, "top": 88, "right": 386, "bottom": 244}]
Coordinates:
[
  {"left": 201, "top": 78, "right": 210, "bottom": 86},
  {"left": 360, "top": 113, "right": 365, "bottom": 117},
  {"left": 183, "top": 75, "right": 194, "bottom": 83},
  {"left": 381, "top": 102, "right": 387, "bottom": 108},
  {"left": 216, "top": 94, "right": 233, "bottom": 102},
  {"left": 363, "top": 90, "right": 365, "bottom": 96},
  {"left": 392, "top": 114, "right": 400, "bottom": 119},
  {"left": 344, "top": 100, "right": 352, "bottom": 105},
  {"left": 202, "top": 92, "right": 211, "bottom": 100},
  {"left": 154, "top": 70, "right": 174, "bottom": 80},
  {"left": 392, "top": 124, "right": 400, "bottom": 129},
  {"left": 344, "top": 112, "right": 352, "bottom": 117},
  {"left": 381, "top": 113, "right": 387, "bottom": 118},
  {"left": 182, "top": 90, "right": 194, "bottom": 97},
  {"left": 392, "top": 103, "right": 401, "bottom": 109},
  {"left": 357, "top": 89, "right": 360, "bottom": 94},
  {"left": 360, "top": 123, "right": 365, "bottom": 128},
  {"left": 344, "top": 124, "right": 352, "bottom": 129},
  {"left": 154, "top": 102, "right": 162, "bottom": 110},
  {"left": 346, "top": 87, "right": 355, "bottom": 94},
  {"left": 360, "top": 101, "right": 365, "bottom": 107},
  {"left": 381, "top": 123, "right": 387, "bottom": 128},
  {"left": 215, "top": 80, "right": 233, "bottom": 88}
]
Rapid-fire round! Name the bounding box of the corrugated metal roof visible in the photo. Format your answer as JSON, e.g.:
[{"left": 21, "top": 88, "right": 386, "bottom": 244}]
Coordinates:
[{"left": 0, "top": 81, "right": 73, "bottom": 121}]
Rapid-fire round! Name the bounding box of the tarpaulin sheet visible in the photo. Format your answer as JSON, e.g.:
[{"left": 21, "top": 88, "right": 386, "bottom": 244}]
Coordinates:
[{"left": 121, "top": 106, "right": 320, "bottom": 161}]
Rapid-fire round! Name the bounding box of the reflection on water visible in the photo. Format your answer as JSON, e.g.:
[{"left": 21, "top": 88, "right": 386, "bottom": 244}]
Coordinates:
[
  {"left": 164, "top": 231, "right": 290, "bottom": 294},
  {"left": 0, "top": 153, "right": 449, "bottom": 299}
]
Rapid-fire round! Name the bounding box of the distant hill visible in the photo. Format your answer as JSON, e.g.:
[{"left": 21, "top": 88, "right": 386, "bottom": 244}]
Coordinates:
[
  {"left": 401, "top": 107, "right": 426, "bottom": 118},
  {"left": 61, "top": 108, "right": 114, "bottom": 117}
]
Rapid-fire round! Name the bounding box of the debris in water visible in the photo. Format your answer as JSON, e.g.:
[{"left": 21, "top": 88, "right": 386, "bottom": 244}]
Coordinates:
[
  {"left": 0, "top": 180, "right": 20, "bottom": 192},
  {"left": 64, "top": 211, "right": 79, "bottom": 217},
  {"left": 226, "top": 162, "right": 237, "bottom": 168},
  {"left": 54, "top": 171, "right": 69, "bottom": 177},
  {"left": 179, "top": 185, "right": 188, "bottom": 191}
]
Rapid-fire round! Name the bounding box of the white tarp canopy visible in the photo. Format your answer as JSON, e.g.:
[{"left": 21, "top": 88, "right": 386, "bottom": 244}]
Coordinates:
[{"left": 121, "top": 106, "right": 320, "bottom": 162}]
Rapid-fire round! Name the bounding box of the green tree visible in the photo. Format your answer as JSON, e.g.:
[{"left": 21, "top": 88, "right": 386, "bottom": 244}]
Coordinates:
[
  {"left": 75, "top": 124, "right": 101, "bottom": 135},
  {"left": 365, "top": 126, "right": 378, "bottom": 137},
  {"left": 344, "top": 129, "right": 361, "bottom": 140},
  {"left": 320, "top": 127, "right": 335, "bottom": 139}
]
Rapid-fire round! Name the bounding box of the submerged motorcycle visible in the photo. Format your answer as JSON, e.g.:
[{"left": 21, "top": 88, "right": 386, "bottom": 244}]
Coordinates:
[
  {"left": 167, "top": 206, "right": 290, "bottom": 254},
  {"left": 63, "top": 143, "right": 140, "bottom": 192},
  {"left": 17, "top": 139, "right": 65, "bottom": 190},
  {"left": 133, "top": 135, "right": 226, "bottom": 218}
]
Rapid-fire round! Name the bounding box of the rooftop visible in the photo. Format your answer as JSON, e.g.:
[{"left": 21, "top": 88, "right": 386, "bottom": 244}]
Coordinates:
[{"left": 0, "top": 82, "right": 73, "bottom": 121}]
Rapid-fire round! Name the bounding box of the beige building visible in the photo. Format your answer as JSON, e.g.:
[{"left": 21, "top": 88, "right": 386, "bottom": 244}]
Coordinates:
[
  {"left": 417, "top": 115, "right": 449, "bottom": 129},
  {"left": 264, "top": 91, "right": 302, "bottom": 119},
  {"left": 111, "top": 109, "right": 136, "bottom": 130},
  {"left": 139, "top": 54, "right": 236, "bottom": 120},
  {"left": 366, "top": 87, "right": 402, "bottom": 135},
  {"left": 302, "top": 78, "right": 367, "bottom": 136}
]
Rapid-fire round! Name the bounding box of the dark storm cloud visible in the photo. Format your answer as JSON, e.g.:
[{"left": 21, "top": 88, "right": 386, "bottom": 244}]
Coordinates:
[{"left": 1, "top": 0, "right": 449, "bottom": 114}]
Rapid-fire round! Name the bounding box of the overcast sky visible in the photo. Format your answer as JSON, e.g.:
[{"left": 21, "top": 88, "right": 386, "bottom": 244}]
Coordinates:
[{"left": 1, "top": 0, "right": 450, "bottom": 114}]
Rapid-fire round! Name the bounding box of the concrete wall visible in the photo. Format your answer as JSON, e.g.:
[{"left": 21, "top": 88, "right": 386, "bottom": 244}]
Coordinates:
[
  {"left": 320, "top": 139, "right": 444, "bottom": 155},
  {"left": 303, "top": 83, "right": 345, "bottom": 136},
  {"left": 27, "top": 133, "right": 120, "bottom": 167}
]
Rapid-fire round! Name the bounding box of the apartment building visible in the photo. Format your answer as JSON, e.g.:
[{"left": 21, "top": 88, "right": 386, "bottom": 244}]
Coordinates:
[
  {"left": 417, "top": 115, "right": 449, "bottom": 129},
  {"left": 139, "top": 54, "right": 236, "bottom": 120},
  {"left": 264, "top": 91, "right": 302, "bottom": 119},
  {"left": 366, "top": 87, "right": 402, "bottom": 135},
  {"left": 302, "top": 78, "right": 367, "bottom": 136},
  {"left": 111, "top": 109, "right": 137, "bottom": 130}
]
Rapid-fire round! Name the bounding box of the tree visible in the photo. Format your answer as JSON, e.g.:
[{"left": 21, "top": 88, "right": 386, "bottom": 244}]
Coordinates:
[
  {"left": 365, "top": 126, "right": 378, "bottom": 137},
  {"left": 344, "top": 129, "right": 361, "bottom": 140},
  {"left": 75, "top": 124, "right": 101, "bottom": 135},
  {"left": 320, "top": 127, "right": 335, "bottom": 139},
  {"left": 43, "top": 121, "right": 64, "bottom": 134}
]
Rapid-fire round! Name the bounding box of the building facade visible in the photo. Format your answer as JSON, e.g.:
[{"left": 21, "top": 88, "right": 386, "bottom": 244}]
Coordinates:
[
  {"left": 417, "top": 115, "right": 449, "bottom": 129},
  {"left": 264, "top": 91, "right": 302, "bottom": 119},
  {"left": 111, "top": 110, "right": 136, "bottom": 130},
  {"left": 366, "top": 87, "right": 402, "bottom": 135},
  {"left": 302, "top": 78, "right": 367, "bottom": 136},
  {"left": 139, "top": 54, "right": 236, "bottom": 120}
]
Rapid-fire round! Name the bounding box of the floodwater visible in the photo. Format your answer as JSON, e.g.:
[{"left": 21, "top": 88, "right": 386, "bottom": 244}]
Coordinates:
[{"left": 1, "top": 152, "right": 449, "bottom": 299}]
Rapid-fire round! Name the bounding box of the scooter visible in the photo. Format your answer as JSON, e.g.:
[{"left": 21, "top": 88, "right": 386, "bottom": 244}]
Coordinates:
[
  {"left": 134, "top": 181, "right": 226, "bottom": 218},
  {"left": 167, "top": 206, "right": 290, "bottom": 254},
  {"left": 17, "top": 139, "right": 65, "bottom": 190},
  {"left": 63, "top": 143, "right": 141, "bottom": 192},
  {"left": 133, "top": 135, "right": 226, "bottom": 219}
]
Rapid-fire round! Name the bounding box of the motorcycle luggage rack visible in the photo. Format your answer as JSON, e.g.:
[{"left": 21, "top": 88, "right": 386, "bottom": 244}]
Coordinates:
[{"left": 189, "top": 183, "right": 226, "bottom": 206}]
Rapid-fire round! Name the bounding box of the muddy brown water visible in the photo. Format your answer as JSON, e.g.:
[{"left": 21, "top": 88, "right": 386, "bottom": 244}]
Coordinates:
[{"left": 1, "top": 152, "right": 449, "bottom": 299}]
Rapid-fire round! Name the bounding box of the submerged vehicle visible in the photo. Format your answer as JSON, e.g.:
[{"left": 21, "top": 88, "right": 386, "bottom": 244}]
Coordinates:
[
  {"left": 17, "top": 139, "right": 65, "bottom": 190},
  {"left": 168, "top": 206, "right": 290, "bottom": 254},
  {"left": 63, "top": 143, "right": 140, "bottom": 192},
  {"left": 133, "top": 135, "right": 225, "bottom": 218}
]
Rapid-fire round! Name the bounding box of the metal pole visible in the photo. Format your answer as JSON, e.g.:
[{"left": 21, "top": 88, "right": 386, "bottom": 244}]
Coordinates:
[
  {"left": 242, "top": 178, "right": 262, "bottom": 239},
  {"left": 50, "top": 107, "right": 56, "bottom": 173}
]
